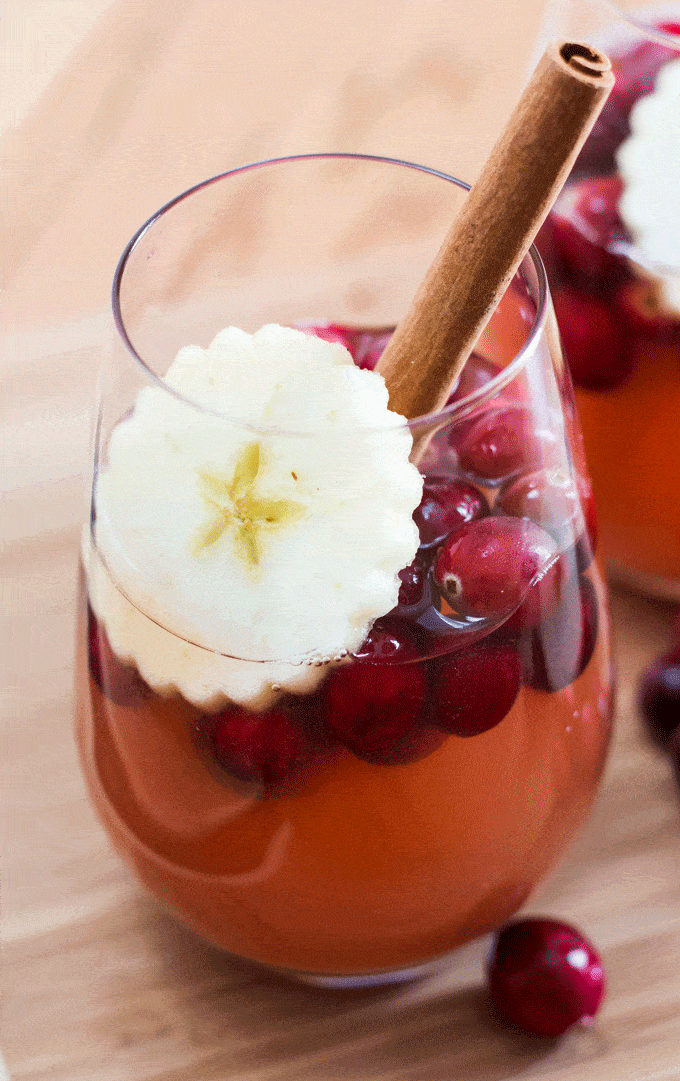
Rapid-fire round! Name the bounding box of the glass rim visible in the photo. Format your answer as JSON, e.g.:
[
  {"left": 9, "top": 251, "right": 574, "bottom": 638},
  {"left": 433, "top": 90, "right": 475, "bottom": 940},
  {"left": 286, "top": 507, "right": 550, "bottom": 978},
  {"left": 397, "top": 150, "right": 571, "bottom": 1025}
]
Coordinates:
[
  {"left": 112, "top": 152, "right": 549, "bottom": 436},
  {"left": 607, "top": 1, "right": 680, "bottom": 43}
]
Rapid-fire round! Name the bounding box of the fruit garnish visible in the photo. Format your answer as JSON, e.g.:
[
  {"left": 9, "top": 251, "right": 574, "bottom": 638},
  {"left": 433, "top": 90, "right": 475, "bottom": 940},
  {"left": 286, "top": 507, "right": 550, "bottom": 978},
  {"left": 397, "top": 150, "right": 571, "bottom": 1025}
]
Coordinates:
[
  {"left": 323, "top": 661, "right": 428, "bottom": 763},
  {"left": 428, "top": 640, "right": 520, "bottom": 736},
  {"left": 639, "top": 644, "right": 680, "bottom": 747},
  {"left": 552, "top": 285, "right": 632, "bottom": 391},
  {"left": 396, "top": 554, "right": 431, "bottom": 609},
  {"left": 433, "top": 516, "right": 559, "bottom": 621},
  {"left": 352, "top": 615, "right": 420, "bottom": 664},
  {"left": 210, "top": 705, "right": 317, "bottom": 786},
  {"left": 93, "top": 324, "right": 423, "bottom": 674},
  {"left": 497, "top": 466, "right": 583, "bottom": 552},
  {"left": 413, "top": 476, "right": 489, "bottom": 548},
  {"left": 487, "top": 917, "right": 605, "bottom": 1037},
  {"left": 519, "top": 574, "right": 598, "bottom": 692},
  {"left": 452, "top": 402, "right": 557, "bottom": 482},
  {"left": 617, "top": 58, "right": 680, "bottom": 315},
  {"left": 550, "top": 176, "right": 629, "bottom": 286}
]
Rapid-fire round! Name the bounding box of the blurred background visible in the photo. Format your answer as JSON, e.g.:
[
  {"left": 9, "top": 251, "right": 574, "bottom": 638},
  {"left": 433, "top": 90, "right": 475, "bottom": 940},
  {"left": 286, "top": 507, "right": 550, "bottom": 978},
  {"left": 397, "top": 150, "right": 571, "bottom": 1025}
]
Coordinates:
[{"left": 3, "top": 3, "right": 679, "bottom": 1080}]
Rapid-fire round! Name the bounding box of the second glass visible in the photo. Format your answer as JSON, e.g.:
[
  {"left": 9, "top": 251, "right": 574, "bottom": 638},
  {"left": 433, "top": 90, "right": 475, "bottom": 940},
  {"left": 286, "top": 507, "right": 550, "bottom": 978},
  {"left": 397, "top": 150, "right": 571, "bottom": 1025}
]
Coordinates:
[{"left": 76, "top": 155, "right": 614, "bottom": 985}]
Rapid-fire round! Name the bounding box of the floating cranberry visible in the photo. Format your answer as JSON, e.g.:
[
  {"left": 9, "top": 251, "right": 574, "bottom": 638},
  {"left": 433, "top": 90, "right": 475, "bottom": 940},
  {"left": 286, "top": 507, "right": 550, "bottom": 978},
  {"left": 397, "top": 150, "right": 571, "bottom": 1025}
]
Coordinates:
[
  {"left": 433, "top": 516, "right": 559, "bottom": 621},
  {"left": 353, "top": 328, "right": 393, "bottom": 370},
  {"left": 210, "top": 706, "right": 314, "bottom": 786},
  {"left": 88, "top": 608, "right": 149, "bottom": 706},
  {"left": 520, "top": 574, "right": 598, "bottom": 692},
  {"left": 454, "top": 402, "right": 556, "bottom": 482},
  {"left": 294, "top": 321, "right": 357, "bottom": 354},
  {"left": 413, "top": 476, "right": 488, "bottom": 547},
  {"left": 552, "top": 285, "right": 633, "bottom": 392},
  {"left": 487, "top": 918, "right": 606, "bottom": 1038},
  {"left": 615, "top": 279, "right": 680, "bottom": 340},
  {"left": 428, "top": 639, "right": 521, "bottom": 736},
  {"left": 324, "top": 661, "right": 427, "bottom": 762},
  {"left": 447, "top": 353, "right": 501, "bottom": 403},
  {"left": 352, "top": 615, "right": 420, "bottom": 664},
  {"left": 550, "top": 177, "right": 628, "bottom": 287},
  {"left": 498, "top": 467, "right": 582, "bottom": 552},
  {"left": 503, "top": 552, "right": 575, "bottom": 634},
  {"left": 397, "top": 555, "right": 430, "bottom": 609},
  {"left": 639, "top": 645, "right": 680, "bottom": 747}
]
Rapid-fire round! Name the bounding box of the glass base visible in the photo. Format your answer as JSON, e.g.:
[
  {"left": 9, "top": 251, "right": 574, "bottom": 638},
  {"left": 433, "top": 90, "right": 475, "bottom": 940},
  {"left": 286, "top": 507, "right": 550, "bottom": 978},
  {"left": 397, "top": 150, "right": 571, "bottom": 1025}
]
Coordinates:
[
  {"left": 607, "top": 559, "right": 680, "bottom": 604},
  {"left": 281, "top": 952, "right": 458, "bottom": 989}
]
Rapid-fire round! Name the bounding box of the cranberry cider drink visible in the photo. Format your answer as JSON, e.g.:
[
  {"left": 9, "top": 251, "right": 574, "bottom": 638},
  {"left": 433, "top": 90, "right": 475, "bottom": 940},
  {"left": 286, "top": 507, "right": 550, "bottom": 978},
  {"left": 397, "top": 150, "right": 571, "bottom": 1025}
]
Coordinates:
[
  {"left": 77, "top": 156, "right": 613, "bottom": 981},
  {"left": 536, "top": 6, "right": 680, "bottom": 597}
]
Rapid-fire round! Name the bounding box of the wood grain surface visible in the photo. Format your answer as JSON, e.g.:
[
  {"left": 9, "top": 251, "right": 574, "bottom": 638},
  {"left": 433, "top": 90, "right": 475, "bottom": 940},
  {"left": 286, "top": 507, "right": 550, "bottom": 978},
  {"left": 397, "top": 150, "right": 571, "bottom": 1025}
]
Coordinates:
[{"left": 3, "top": 2, "right": 680, "bottom": 1079}]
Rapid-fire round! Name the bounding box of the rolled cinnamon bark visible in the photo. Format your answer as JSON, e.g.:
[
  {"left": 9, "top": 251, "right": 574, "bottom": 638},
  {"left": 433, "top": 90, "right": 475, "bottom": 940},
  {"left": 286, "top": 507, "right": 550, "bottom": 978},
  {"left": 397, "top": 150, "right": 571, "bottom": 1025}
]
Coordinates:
[{"left": 377, "top": 41, "right": 614, "bottom": 421}]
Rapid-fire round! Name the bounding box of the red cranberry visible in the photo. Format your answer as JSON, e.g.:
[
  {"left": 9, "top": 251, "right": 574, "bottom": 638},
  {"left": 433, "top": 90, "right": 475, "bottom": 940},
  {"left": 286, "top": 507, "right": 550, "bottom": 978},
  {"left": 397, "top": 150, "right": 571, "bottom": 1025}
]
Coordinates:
[
  {"left": 520, "top": 574, "right": 598, "bottom": 692},
  {"left": 88, "top": 608, "right": 149, "bottom": 706},
  {"left": 352, "top": 615, "right": 420, "bottom": 663},
  {"left": 210, "top": 706, "right": 314, "bottom": 786},
  {"left": 413, "top": 476, "right": 488, "bottom": 547},
  {"left": 397, "top": 555, "right": 430, "bottom": 609},
  {"left": 353, "top": 328, "right": 393, "bottom": 370},
  {"left": 550, "top": 177, "right": 628, "bottom": 287},
  {"left": 552, "top": 285, "right": 633, "bottom": 392},
  {"left": 610, "top": 34, "right": 680, "bottom": 123},
  {"left": 639, "top": 645, "right": 680, "bottom": 747},
  {"left": 294, "top": 322, "right": 357, "bottom": 355},
  {"left": 454, "top": 402, "right": 557, "bottom": 482},
  {"left": 323, "top": 661, "right": 427, "bottom": 762},
  {"left": 428, "top": 639, "right": 521, "bottom": 736},
  {"left": 447, "top": 353, "right": 501, "bottom": 403},
  {"left": 487, "top": 918, "right": 605, "bottom": 1038},
  {"left": 497, "top": 467, "right": 582, "bottom": 552},
  {"left": 615, "top": 279, "right": 680, "bottom": 340},
  {"left": 433, "top": 516, "right": 559, "bottom": 621},
  {"left": 503, "top": 552, "right": 575, "bottom": 634}
]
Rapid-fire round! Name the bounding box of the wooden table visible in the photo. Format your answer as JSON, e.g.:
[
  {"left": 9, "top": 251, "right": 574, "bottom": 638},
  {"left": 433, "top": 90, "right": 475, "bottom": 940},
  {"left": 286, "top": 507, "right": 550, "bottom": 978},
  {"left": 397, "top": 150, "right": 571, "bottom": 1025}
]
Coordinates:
[{"left": 4, "top": 2, "right": 680, "bottom": 1078}]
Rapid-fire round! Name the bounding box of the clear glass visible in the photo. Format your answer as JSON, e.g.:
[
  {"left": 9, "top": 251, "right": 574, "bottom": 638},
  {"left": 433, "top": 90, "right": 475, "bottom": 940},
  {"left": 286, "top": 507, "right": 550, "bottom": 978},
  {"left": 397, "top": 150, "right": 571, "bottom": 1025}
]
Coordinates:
[
  {"left": 535, "top": 3, "right": 680, "bottom": 599},
  {"left": 75, "top": 154, "right": 614, "bottom": 986}
]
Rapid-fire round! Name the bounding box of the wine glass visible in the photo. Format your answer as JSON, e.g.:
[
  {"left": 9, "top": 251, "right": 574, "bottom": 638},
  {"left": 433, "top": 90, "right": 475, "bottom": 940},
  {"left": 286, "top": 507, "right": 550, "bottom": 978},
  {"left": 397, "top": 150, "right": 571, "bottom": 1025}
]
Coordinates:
[
  {"left": 535, "top": 2, "right": 680, "bottom": 599},
  {"left": 76, "top": 154, "right": 614, "bottom": 986}
]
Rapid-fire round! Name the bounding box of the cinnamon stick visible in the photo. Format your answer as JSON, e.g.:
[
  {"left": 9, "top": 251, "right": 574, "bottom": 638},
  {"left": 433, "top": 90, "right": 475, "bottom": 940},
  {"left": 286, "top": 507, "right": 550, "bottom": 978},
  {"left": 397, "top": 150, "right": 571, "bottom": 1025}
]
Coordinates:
[{"left": 377, "top": 41, "right": 614, "bottom": 421}]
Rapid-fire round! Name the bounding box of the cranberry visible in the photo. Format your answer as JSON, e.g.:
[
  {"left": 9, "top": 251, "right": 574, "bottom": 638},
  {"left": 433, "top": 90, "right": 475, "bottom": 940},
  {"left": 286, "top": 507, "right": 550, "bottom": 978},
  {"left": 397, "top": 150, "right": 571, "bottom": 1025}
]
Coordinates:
[
  {"left": 639, "top": 645, "right": 680, "bottom": 747},
  {"left": 610, "top": 34, "right": 680, "bottom": 124},
  {"left": 670, "top": 725, "right": 680, "bottom": 790},
  {"left": 453, "top": 402, "right": 557, "bottom": 482},
  {"left": 88, "top": 608, "right": 149, "bottom": 706},
  {"left": 550, "top": 177, "right": 628, "bottom": 287},
  {"left": 433, "top": 516, "right": 559, "bottom": 621},
  {"left": 552, "top": 285, "right": 633, "bottom": 392},
  {"left": 520, "top": 574, "right": 598, "bottom": 692},
  {"left": 413, "top": 477, "right": 488, "bottom": 548},
  {"left": 210, "top": 706, "right": 314, "bottom": 786},
  {"left": 575, "top": 473, "right": 598, "bottom": 568},
  {"left": 615, "top": 279, "right": 680, "bottom": 340},
  {"left": 428, "top": 640, "right": 521, "bottom": 736},
  {"left": 294, "top": 321, "right": 357, "bottom": 355},
  {"left": 397, "top": 555, "right": 430, "bottom": 609},
  {"left": 498, "top": 467, "right": 582, "bottom": 552},
  {"left": 352, "top": 615, "right": 420, "bottom": 663},
  {"left": 323, "top": 661, "right": 428, "bottom": 762},
  {"left": 503, "top": 552, "right": 575, "bottom": 634},
  {"left": 353, "top": 328, "right": 393, "bottom": 370},
  {"left": 447, "top": 353, "right": 501, "bottom": 403},
  {"left": 487, "top": 918, "right": 605, "bottom": 1038}
]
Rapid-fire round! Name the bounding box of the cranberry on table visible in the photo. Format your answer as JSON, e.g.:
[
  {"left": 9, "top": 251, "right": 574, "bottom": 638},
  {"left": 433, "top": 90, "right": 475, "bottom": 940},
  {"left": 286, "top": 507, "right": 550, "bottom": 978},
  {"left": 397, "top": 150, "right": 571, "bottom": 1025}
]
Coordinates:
[
  {"left": 433, "top": 516, "right": 559, "bottom": 621},
  {"left": 552, "top": 285, "right": 633, "bottom": 392},
  {"left": 413, "top": 476, "right": 488, "bottom": 548},
  {"left": 88, "top": 609, "right": 149, "bottom": 707},
  {"left": 210, "top": 706, "right": 315, "bottom": 787},
  {"left": 487, "top": 917, "right": 605, "bottom": 1038},
  {"left": 323, "top": 661, "right": 428, "bottom": 763},
  {"left": 453, "top": 402, "right": 556, "bottom": 482},
  {"left": 639, "top": 645, "right": 680, "bottom": 747},
  {"left": 428, "top": 639, "right": 521, "bottom": 736}
]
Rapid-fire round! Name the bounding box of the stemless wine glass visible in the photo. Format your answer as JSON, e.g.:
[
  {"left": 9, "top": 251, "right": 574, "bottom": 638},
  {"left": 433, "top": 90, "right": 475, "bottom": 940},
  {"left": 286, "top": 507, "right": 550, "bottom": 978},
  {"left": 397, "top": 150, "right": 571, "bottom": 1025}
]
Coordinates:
[
  {"left": 535, "top": 2, "right": 680, "bottom": 599},
  {"left": 75, "top": 154, "right": 614, "bottom": 987}
]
